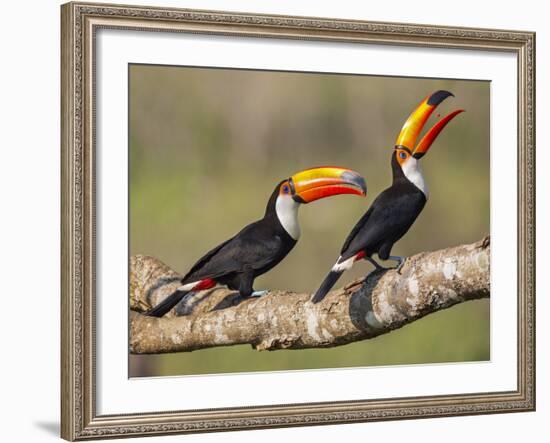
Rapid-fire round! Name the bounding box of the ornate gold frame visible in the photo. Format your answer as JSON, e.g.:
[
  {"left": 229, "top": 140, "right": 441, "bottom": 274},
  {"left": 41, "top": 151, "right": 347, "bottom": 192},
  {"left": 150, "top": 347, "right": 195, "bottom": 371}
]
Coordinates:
[{"left": 61, "top": 2, "right": 535, "bottom": 440}]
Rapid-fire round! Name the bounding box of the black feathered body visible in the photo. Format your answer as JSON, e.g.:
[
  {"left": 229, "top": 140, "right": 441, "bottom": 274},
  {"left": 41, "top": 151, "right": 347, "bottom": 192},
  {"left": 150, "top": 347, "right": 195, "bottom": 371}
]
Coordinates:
[
  {"left": 180, "top": 180, "right": 297, "bottom": 295},
  {"left": 340, "top": 181, "right": 425, "bottom": 261},
  {"left": 311, "top": 154, "right": 427, "bottom": 305},
  {"left": 146, "top": 184, "right": 297, "bottom": 317},
  {"left": 340, "top": 154, "right": 426, "bottom": 262},
  {"left": 181, "top": 216, "right": 297, "bottom": 292}
]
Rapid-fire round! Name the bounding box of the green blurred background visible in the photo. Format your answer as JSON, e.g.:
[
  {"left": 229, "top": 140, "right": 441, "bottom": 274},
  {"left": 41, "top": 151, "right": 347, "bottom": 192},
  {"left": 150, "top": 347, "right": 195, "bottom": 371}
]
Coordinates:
[{"left": 129, "top": 64, "right": 490, "bottom": 377}]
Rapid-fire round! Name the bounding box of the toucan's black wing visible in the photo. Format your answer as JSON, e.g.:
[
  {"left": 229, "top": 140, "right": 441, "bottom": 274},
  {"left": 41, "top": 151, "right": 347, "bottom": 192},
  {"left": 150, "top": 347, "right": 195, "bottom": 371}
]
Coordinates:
[
  {"left": 339, "top": 187, "right": 426, "bottom": 262},
  {"left": 340, "top": 206, "right": 374, "bottom": 255},
  {"left": 181, "top": 220, "right": 292, "bottom": 284},
  {"left": 180, "top": 237, "right": 235, "bottom": 282}
]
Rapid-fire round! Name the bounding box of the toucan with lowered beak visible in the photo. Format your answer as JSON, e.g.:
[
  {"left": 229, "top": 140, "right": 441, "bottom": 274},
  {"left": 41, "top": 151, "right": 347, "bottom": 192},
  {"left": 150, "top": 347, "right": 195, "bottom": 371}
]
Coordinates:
[
  {"left": 311, "top": 90, "right": 464, "bottom": 304},
  {"left": 146, "top": 166, "right": 367, "bottom": 317}
]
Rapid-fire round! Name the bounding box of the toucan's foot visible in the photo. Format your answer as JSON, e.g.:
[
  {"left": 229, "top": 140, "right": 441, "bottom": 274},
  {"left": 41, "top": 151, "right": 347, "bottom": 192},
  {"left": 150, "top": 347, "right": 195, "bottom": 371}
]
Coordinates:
[
  {"left": 365, "top": 256, "right": 386, "bottom": 270},
  {"left": 396, "top": 261, "right": 405, "bottom": 274},
  {"left": 250, "top": 290, "right": 269, "bottom": 298},
  {"left": 388, "top": 256, "right": 406, "bottom": 274}
]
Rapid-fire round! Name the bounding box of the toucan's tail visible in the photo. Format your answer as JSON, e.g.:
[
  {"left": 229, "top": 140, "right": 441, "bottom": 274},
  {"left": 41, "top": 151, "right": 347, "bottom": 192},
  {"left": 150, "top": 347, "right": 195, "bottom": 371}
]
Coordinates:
[
  {"left": 145, "top": 290, "right": 189, "bottom": 317},
  {"left": 311, "top": 270, "right": 343, "bottom": 304}
]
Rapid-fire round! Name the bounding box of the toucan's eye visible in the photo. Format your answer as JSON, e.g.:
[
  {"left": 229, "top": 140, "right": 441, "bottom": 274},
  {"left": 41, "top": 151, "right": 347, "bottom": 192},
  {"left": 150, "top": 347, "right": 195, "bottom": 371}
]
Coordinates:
[
  {"left": 399, "top": 151, "right": 407, "bottom": 160},
  {"left": 282, "top": 185, "right": 290, "bottom": 194}
]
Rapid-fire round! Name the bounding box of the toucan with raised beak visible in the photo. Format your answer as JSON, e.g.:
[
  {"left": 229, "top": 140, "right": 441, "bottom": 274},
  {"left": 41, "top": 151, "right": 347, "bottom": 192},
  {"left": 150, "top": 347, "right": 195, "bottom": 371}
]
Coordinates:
[
  {"left": 311, "top": 90, "right": 464, "bottom": 304},
  {"left": 146, "top": 166, "right": 367, "bottom": 317}
]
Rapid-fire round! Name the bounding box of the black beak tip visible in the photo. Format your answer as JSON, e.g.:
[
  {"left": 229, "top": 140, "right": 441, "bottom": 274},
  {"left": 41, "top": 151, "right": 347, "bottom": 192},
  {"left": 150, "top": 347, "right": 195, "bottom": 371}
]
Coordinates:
[
  {"left": 359, "top": 178, "right": 367, "bottom": 195},
  {"left": 341, "top": 171, "right": 367, "bottom": 195},
  {"left": 427, "top": 90, "right": 454, "bottom": 106}
]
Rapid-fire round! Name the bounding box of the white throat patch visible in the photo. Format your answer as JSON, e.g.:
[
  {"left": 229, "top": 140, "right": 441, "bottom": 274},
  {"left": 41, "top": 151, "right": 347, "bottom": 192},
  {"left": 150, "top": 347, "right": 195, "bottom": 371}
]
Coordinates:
[
  {"left": 275, "top": 194, "right": 301, "bottom": 240},
  {"left": 401, "top": 157, "right": 429, "bottom": 198}
]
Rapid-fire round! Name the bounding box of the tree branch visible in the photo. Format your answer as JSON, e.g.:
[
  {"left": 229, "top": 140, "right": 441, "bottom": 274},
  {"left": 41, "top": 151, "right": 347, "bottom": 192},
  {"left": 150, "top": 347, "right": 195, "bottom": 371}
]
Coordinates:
[{"left": 130, "top": 237, "right": 490, "bottom": 354}]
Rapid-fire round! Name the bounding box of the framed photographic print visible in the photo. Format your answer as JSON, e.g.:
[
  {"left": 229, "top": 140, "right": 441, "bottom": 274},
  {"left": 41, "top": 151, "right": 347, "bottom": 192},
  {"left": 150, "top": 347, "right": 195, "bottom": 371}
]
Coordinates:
[{"left": 61, "top": 1, "right": 535, "bottom": 440}]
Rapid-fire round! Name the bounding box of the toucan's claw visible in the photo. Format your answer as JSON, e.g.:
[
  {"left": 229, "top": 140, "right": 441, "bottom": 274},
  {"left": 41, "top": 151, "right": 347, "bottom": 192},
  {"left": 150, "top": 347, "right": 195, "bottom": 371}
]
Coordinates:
[
  {"left": 250, "top": 290, "right": 269, "bottom": 298},
  {"left": 388, "top": 256, "right": 406, "bottom": 274},
  {"left": 366, "top": 255, "right": 406, "bottom": 274}
]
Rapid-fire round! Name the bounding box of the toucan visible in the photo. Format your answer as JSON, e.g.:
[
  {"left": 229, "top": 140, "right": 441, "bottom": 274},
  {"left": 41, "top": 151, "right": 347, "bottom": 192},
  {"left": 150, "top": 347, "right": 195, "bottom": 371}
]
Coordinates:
[
  {"left": 146, "top": 166, "right": 367, "bottom": 317},
  {"left": 311, "top": 90, "right": 464, "bottom": 304}
]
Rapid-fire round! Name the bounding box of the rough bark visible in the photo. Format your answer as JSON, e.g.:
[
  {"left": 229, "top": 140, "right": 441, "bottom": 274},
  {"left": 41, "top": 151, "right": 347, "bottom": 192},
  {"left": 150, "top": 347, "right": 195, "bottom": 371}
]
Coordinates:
[{"left": 129, "top": 237, "right": 490, "bottom": 354}]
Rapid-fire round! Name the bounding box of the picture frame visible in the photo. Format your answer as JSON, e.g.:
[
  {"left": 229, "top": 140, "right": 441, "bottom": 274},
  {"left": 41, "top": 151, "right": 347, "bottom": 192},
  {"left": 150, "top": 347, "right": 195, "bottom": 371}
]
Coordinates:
[{"left": 61, "top": 1, "right": 535, "bottom": 440}]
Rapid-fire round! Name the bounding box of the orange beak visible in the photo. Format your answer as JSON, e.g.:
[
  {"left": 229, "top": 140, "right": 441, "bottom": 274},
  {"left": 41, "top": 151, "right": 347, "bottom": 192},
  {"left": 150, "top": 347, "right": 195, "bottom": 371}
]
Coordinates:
[
  {"left": 395, "top": 90, "right": 464, "bottom": 159},
  {"left": 290, "top": 166, "right": 367, "bottom": 203}
]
